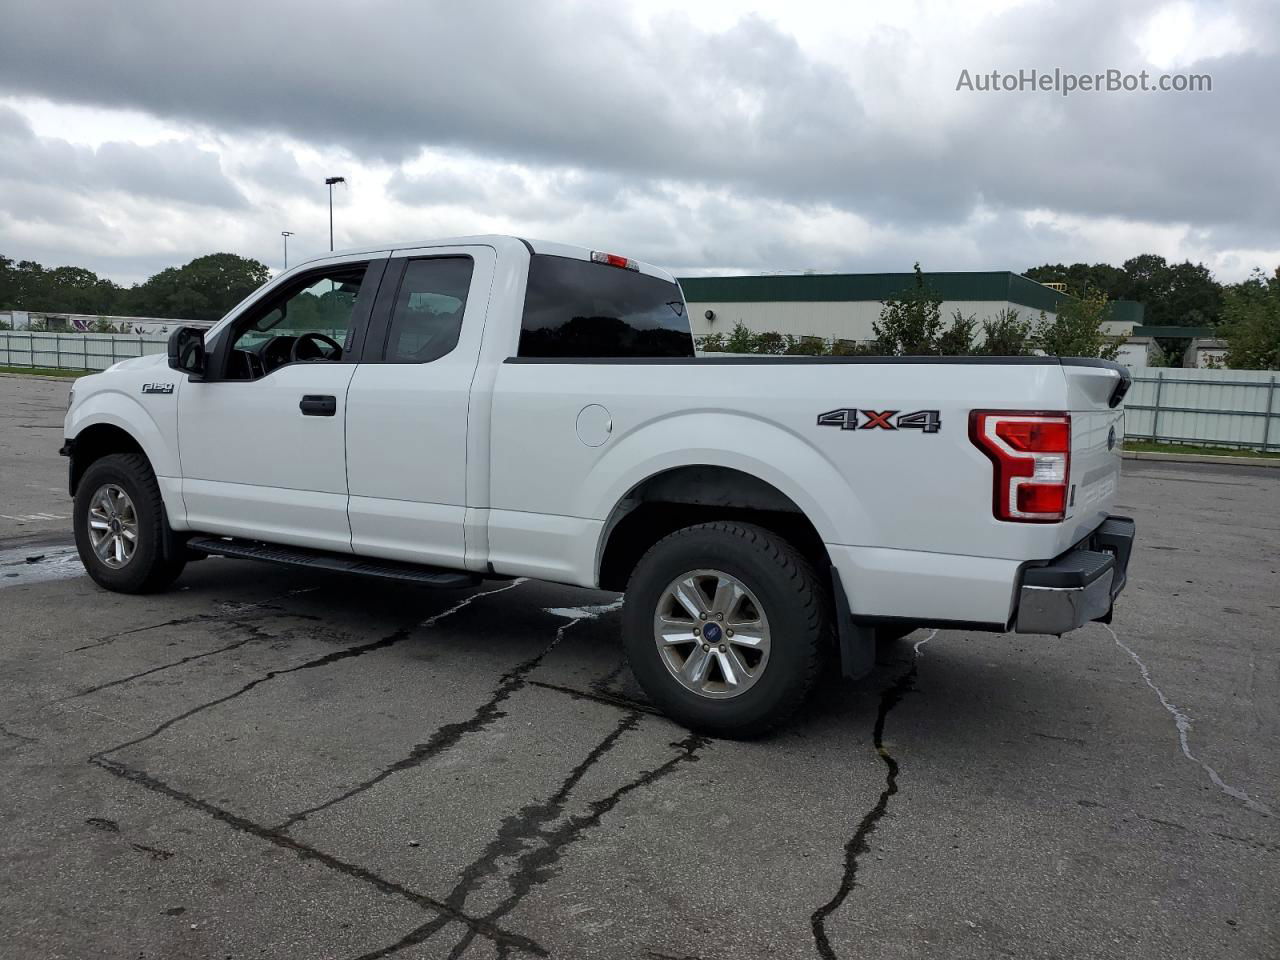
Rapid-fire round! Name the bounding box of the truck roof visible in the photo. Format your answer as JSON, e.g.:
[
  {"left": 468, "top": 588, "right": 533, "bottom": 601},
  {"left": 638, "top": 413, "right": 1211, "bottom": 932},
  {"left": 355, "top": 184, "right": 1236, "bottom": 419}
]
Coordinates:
[{"left": 295, "top": 235, "right": 677, "bottom": 284}]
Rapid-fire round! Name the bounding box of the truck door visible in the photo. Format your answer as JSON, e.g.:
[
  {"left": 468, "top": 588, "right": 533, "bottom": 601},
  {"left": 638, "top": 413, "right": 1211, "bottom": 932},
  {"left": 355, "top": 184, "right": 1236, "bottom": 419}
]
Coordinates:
[
  {"left": 344, "top": 244, "right": 496, "bottom": 568},
  {"left": 177, "top": 255, "right": 387, "bottom": 552}
]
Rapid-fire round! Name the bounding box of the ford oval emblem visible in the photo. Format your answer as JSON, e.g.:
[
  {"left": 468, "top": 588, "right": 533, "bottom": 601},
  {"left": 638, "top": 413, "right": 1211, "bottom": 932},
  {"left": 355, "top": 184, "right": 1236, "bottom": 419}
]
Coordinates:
[{"left": 1107, "top": 425, "right": 1116, "bottom": 451}]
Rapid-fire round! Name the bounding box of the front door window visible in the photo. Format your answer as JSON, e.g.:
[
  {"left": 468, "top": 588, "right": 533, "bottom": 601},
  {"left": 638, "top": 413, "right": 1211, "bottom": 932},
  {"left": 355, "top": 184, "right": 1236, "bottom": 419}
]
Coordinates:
[{"left": 225, "top": 264, "right": 367, "bottom": 379}]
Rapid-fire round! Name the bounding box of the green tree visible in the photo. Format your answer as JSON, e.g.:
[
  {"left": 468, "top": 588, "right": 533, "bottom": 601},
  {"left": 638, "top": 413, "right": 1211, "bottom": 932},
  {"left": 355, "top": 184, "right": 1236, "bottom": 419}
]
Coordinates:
[
  {"left": 1162, "top": 260, "right": 1222, "bottom": 327},
  {"left": 785, "top": 335, "right": 830, "bottom": 356},
  {"left": 873, "top": 263, "right": 944, "bottom": 355},
  {"left": 2, "top": 250, "right": 268, "bottom": 322},
  {"left": 1116, "top": 254, "right": 1223, "bottom": 327},
  {"left": 1218, "top": 269, "right": 1280, "bottom": 369},
  {"left": 1035, "top": 288, "right": 1123, "bottom": 359},
  {"left": 754, "top": 330, "right": 786, "bottom": 354},
  {"left": 127, "top": 253, "right": 270, "bottom": 322},
  {"left": 1026, "top": 255, "right": 1223, "bottom": 328},
  {"left": 1024, "top": 262, "right": 1126, "bottom": 299},
  {"left": 831, "top": 338, "right": 878, "bottom": 356},
  {"left": 0, "top": 256, "right": 126, "bottom": 314},
  {"left": 0, "top": 257, "right": 50, "bottom": 309},
  {"left": 725, "top": 320, "right": 757, "bottom": 353},
  {"left": 44, "top": 266, "right": 125, "bottom": 314},
  {"left": 697, "top": 331, "right": 727, "bottom": 353},
  {"left": 0, "top": 255, "right": 15, "bottom": 308},
  {"left": 976, "top": 307, "right": 1033, "bottom": 356},
  {"left": 1115, "top": 253, "right": 1169, "bottom": 306},
  {"left": 937, "top": 309, "right": 977, "bottom": 355}
]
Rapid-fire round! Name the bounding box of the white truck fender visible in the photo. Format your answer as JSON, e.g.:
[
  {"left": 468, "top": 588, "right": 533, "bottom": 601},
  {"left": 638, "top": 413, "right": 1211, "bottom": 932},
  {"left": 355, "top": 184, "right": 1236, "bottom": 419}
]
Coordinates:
[
  {"left": 581, "top": 411, "right": 868, "bottom": 559},
  {"left": 64, "top": 388, "right": 186, "bottom": 528},
  {"left": 66, "top": 391, "right": 176, "bottom": 476}
]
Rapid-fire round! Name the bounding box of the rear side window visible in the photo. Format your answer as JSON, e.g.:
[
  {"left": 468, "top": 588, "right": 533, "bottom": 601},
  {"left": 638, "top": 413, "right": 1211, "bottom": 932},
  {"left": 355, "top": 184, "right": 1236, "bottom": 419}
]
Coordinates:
[
  {"left": 384, "top": 257, "right": 474, "bottom": 363},
  {"left": 519, "top": 254, "right": 693, "bottom": 358}
]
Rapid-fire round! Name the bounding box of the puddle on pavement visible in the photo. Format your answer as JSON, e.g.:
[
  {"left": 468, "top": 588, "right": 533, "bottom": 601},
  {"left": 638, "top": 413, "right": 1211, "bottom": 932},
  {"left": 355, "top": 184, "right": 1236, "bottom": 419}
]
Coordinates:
[{"left": 0, "top": 545, "right": 84, "bottom": 588}]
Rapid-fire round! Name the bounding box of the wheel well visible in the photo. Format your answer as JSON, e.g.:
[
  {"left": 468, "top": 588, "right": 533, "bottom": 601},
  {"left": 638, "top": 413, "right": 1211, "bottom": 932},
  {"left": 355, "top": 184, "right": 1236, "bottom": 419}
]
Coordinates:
[
  {"left": 597, "top": 465, "right": 830, "bottom": 592},
  {"left": 69, "top": 424, "right": 146, "bottom": 495}
]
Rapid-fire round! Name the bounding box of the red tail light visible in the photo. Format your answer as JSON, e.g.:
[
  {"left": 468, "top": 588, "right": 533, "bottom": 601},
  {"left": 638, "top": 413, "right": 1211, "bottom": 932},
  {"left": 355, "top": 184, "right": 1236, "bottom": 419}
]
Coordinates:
[{"left": 970, "top": 411, "right": 1071, "bottom": 522}]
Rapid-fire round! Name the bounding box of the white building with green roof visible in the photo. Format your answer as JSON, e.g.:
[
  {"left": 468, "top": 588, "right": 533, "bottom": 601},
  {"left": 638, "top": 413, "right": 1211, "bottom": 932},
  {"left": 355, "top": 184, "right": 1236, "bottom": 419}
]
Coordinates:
[{"left": 677, "top": 271, "right": 1144, "bottom": 346}]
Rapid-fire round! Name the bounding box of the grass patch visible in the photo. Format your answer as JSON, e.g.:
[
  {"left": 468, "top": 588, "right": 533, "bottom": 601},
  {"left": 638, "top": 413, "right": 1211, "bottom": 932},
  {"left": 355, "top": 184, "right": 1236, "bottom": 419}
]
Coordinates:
[
  {"left": 1125, "top": 440, "right": 1280, "bottom": 459},
  {"left": 0, "top": 365, "right": 90, "bottom": 378}
]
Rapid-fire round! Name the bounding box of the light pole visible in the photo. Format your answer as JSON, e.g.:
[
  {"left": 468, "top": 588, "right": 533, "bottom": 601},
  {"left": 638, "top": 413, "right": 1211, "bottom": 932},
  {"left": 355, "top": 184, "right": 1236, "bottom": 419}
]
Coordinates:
[
  {"left": 281, "top": 231, "right": 294, "bottom": 270},
  {"left": 325, "top": 176, "right": 345, "bottom": 251}
]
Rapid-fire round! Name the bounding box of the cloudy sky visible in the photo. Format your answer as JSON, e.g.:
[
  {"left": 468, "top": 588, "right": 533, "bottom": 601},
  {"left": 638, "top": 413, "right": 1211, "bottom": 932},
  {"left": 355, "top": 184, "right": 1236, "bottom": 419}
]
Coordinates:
[{"left": 0, "top": 0, "right": 1275, "bottom": 284}]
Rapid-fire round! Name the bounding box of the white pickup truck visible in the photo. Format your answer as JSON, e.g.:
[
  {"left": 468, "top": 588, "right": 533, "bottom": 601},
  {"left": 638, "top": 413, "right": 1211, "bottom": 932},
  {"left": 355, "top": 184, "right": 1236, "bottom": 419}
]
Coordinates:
[{"left": 61, "top": 235, "right": 1135, "bottom": 734}]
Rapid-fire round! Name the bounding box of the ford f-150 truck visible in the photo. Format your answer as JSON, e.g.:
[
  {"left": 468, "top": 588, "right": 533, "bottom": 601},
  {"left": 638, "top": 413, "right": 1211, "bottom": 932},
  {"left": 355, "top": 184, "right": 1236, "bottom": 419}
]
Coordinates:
[{"left": 61, "top": 236, "right": 1135, "bottom": 735}]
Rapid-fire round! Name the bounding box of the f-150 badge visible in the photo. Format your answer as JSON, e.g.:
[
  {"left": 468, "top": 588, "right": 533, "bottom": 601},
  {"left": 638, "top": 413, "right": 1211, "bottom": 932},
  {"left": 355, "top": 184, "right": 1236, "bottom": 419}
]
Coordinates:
[
  {"left": 142, "top": 383, "right": 175, "bottom": 395},
  {"left": 817, "top": 408, "right": 941, "bottom": 433}
]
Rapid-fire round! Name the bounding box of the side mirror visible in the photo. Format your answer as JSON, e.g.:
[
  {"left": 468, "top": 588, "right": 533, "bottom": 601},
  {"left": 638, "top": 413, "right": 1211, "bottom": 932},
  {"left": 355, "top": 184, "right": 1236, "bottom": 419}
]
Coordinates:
[{"left": 168, "top": 326, "right": 206, "bottom": 379}]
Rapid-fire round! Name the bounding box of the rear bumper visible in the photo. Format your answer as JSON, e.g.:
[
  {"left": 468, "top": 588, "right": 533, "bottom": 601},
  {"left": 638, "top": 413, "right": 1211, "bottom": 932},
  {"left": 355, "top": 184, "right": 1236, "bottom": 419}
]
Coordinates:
[{"left": 1014, "top": 516, "right": 1135, "bottom": 635}]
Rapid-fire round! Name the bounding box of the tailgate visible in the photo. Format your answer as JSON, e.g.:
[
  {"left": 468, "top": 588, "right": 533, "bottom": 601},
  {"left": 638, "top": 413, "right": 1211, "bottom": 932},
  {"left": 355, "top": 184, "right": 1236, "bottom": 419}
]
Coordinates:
[{"left": 1060, "top": 359, "right": 1129, "bottom": 550}]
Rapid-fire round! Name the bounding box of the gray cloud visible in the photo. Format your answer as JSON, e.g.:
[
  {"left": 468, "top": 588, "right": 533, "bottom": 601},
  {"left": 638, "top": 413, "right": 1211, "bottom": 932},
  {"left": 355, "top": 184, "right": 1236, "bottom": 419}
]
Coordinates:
[
  {"left": 387, "top": 167, "right": 506, "bottom": 208},
  {"left": 0, "top": 0, "right": 1274, "bottom": 236},
  {"left": 389, "top": 164, "right": 641, "bottom": 223},
  {"left": 234, "top": 145, "right": 313, "bottom": 197},
  {"left": 0, "top": 105, "right": 246, "bottom": 208},
  {"left": 0, "top": 0, "right": 1276, "bottom": 282},
  {"left": 937, "top": 0, "right": 1280, "bottom": 229},
  {"left": 0, "top": 5, "right": 874, "bottom": 216}
]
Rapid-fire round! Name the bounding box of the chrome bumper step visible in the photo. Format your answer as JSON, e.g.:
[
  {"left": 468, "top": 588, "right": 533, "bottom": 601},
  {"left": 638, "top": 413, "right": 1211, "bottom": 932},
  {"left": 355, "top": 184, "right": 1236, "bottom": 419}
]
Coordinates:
[{"left": 1014, "top": 516, "right": 1136, "bottom": 636}]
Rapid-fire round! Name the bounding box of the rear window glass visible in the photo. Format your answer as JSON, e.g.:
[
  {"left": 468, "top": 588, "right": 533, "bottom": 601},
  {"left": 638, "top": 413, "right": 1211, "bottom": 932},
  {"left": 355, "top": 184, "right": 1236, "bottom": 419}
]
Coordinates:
[{"left": 518, "top": 254, "right": 693, "bottom": 358}]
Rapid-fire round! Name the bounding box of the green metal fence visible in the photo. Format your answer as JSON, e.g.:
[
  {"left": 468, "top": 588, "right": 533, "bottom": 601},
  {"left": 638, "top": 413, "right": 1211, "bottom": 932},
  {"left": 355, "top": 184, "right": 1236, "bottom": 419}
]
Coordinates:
[
  {"left": 0, "top": 331, "right": 170, "bottom": 372},
  {"left": 1123, "top": 368, "right": 1278, "bottom": 451}
]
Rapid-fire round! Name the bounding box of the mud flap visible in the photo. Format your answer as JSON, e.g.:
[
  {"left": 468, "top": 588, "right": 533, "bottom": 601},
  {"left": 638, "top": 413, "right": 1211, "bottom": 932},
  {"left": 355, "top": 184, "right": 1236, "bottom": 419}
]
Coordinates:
[{"left": 831, "top": 568, "right": 876, "bottom": 680}]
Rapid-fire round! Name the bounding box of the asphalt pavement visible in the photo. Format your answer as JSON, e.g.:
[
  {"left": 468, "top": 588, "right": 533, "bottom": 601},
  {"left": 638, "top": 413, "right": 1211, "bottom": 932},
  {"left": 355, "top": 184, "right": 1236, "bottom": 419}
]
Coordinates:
[{"left": 1, "top": 372, "right": 1276, "bottom": 959}]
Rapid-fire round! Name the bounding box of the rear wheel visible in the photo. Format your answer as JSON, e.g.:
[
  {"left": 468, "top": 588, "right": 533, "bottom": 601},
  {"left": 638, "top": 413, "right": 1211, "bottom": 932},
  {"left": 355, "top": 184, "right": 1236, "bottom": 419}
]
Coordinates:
[
  {"left": 622, "top": 522, "right": 831, "bottom": 737},
  {"left": 74, "top": 453, "right": 186, "bottom": 593}
]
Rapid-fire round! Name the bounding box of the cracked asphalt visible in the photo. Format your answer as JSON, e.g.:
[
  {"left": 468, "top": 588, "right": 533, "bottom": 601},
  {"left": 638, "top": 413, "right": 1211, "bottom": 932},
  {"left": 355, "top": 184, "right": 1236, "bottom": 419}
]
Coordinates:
[{"left": 2, "top": 374, "right": 1278, "bottom": 960}]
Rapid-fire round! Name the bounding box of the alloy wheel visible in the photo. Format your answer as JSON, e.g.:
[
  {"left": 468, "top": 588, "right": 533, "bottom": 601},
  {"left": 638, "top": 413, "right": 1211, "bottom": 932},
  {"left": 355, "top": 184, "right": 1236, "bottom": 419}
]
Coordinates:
[
  {"left": 86, "top": 483, "right": 139, "bottom": 569},
  {"left": 652, "top": 569, "right": 772, "bottom": 699}
]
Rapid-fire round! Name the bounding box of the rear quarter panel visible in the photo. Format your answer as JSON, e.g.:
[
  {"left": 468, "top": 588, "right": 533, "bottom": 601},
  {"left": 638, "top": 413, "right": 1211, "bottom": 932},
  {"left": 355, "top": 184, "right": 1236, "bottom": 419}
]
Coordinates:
[{"left": 487, "top": 359, "right": 1082, "bottom": 576}]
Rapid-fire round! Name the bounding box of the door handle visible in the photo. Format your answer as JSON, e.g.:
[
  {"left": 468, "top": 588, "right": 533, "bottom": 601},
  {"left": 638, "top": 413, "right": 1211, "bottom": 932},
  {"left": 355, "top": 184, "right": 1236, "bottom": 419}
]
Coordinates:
[{"left": 299, "top": 395, "right": 337, "bottom": 417}]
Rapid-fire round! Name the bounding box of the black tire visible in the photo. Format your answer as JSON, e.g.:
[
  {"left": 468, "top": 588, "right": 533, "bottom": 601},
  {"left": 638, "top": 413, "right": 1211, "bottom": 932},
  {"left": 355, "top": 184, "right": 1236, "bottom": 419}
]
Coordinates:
[
  {"left": 74, "top": 453, "right": 186, "bottom": 594},
  {"left": 622, "top": 521, "right": 831, "bottom": 738}
]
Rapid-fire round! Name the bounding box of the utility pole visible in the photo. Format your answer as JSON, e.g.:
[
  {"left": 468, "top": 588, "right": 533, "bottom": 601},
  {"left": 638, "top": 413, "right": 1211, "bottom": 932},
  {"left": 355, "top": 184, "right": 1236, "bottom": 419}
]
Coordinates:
[
  {"left": 325, "top": 176, "right": 345, "bottom": 251},
  {"left": 281, "top": 231, "right": 294, "bottom": 270}
]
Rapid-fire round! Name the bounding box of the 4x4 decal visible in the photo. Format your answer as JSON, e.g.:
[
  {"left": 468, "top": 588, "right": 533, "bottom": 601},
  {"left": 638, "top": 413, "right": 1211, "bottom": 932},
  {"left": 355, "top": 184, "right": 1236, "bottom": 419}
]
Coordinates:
[
  {"left": 817, "top": 408, "right": 941, "bottom": 433},
  {"left": 860, "top": 409, "right": 897, "bottom": 430}
]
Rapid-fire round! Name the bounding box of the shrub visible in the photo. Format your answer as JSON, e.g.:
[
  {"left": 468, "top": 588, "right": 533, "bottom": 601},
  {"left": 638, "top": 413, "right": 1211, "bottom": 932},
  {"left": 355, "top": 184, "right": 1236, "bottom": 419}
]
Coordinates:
[
  {"left": 976, "top": 307, "right": 1033, "bottom": 356},
  {"left": 1035, "top": 288, "right": 1123, "bottom": 360},
  {"left": 872, "top": 263, "right": 944, "bottom": 355}
]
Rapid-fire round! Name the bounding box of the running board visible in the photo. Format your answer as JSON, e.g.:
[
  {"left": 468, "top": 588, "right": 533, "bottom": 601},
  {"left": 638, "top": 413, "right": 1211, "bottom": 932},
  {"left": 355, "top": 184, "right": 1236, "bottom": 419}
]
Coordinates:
[{"left": 186, "top": 537, "right": 480, "bottom": 588}]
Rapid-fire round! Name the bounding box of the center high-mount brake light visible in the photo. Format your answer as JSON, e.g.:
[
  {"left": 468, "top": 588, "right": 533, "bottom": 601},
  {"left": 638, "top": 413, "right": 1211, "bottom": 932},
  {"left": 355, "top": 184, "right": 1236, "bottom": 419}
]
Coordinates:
[
  {"left": 969, "top": 411, "right": 1071, "bottom": 522},
  {"left": 590, "top": 251, "right": 639, "bottom": 271}
]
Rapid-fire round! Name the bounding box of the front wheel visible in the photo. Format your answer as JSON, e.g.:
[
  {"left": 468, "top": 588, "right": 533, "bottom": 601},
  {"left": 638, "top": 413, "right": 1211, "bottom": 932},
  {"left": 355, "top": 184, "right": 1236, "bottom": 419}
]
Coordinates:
[
  {"left": 74, "top": 453, "right": 186, "bottom": 593},
  {"left": 622, "top": 522, "right": 831, "bottom": 737}
]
